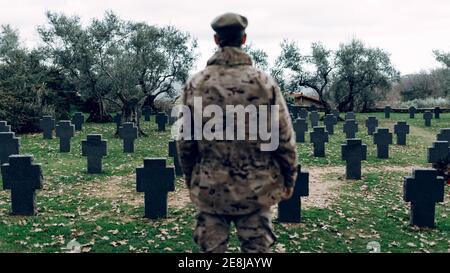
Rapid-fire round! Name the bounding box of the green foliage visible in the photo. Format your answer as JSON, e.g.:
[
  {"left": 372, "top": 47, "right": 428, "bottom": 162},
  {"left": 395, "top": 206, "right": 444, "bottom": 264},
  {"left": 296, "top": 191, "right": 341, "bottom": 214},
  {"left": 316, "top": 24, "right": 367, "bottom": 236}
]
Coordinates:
[
  {"left": 275, "top": 40, "right": 334, "bottom": 112},
  {"left": 333, "top": 39, "right": 400, "bottom": 112},
  {"left": 0, "top": 25, "right": 71, "bottom": 132},
  {"left": 242, "top": 44, "right": 269, "bottom": 71}
]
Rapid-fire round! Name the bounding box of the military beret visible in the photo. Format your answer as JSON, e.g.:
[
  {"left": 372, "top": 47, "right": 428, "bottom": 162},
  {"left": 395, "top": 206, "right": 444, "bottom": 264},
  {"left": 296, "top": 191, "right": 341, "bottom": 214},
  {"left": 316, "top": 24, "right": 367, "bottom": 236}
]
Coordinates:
[{"left": 211, "top": 12, "right": 248, "bottom": 32}]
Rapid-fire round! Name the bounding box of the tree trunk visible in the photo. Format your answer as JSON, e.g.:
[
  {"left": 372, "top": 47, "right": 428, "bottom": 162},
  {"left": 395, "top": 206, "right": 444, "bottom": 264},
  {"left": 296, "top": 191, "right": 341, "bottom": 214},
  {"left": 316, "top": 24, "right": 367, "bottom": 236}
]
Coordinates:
[
  {"left": 86, "top": 96, "right": 112, "bottom": 123},
  {"left": 116, "top": 100, "right": 147, "bottom": 137},
  {"left": 142, "top": 94, "right": 158, "bottom": 113}
]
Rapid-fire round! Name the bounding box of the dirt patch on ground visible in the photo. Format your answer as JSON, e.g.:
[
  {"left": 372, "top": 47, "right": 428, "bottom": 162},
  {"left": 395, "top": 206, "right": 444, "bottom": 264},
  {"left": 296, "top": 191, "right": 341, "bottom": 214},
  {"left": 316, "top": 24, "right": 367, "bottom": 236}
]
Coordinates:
[
  {"left": 301, "top": 166, "right": 344, "bottom": 209},
  {"left": 79, "top": 164, "right": 425, "bottom": 213},
  {"left": 81, "top": 174, "right": 190, "bottom": 210}
]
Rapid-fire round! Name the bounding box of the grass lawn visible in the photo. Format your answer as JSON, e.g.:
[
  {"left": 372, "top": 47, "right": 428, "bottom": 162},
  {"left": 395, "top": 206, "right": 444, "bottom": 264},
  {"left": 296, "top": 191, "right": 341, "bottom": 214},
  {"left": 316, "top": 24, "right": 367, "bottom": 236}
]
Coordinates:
[{"left": 0, "top": 113, "right": 449, "bottom": 253}]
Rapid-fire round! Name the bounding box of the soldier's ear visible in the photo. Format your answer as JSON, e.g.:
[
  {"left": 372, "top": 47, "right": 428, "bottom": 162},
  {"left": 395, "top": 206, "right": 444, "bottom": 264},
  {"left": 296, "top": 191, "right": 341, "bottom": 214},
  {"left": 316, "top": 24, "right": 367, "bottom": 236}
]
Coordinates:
[
  {"left": 214, "top": 34, "right": 220, "bottom": 45},
  {"left": 241, "top": 34, "right": 247, "bottom": 45}
]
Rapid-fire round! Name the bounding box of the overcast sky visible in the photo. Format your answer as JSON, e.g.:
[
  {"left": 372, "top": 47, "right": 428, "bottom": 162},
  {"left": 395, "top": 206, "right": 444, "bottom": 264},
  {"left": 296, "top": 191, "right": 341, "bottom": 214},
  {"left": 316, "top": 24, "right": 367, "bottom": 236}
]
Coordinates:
[{"left": 1, "top": 0, "right": 450, "bottom": 75}]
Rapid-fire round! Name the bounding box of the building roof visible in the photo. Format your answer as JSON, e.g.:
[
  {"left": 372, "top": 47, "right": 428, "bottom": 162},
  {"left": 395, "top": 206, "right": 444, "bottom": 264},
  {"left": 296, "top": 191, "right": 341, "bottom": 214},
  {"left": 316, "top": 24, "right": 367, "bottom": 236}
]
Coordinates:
[{"left": 289, "top": 92, "right": 322, "bottom": 104}]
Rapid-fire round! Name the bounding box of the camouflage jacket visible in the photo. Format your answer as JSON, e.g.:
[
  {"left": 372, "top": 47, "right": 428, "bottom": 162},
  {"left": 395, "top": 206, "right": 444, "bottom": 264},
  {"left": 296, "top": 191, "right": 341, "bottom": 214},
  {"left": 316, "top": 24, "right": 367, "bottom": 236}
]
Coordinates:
[{"left": 177, "top": 46, "right": 297, "bottom": 215}]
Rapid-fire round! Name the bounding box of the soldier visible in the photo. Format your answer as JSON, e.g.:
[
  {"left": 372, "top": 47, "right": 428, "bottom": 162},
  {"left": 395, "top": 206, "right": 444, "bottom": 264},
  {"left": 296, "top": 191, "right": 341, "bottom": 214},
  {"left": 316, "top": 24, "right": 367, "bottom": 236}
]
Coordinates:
[{"left": 177, "top": 13, "right": 298, "bottom": 253}]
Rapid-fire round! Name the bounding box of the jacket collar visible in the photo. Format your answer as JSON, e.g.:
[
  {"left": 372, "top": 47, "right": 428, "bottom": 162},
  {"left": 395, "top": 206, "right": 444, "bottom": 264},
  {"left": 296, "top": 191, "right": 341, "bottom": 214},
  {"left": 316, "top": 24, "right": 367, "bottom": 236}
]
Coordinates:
[{"left": 207, "top": 46, "right": 253, "bottom": 67}]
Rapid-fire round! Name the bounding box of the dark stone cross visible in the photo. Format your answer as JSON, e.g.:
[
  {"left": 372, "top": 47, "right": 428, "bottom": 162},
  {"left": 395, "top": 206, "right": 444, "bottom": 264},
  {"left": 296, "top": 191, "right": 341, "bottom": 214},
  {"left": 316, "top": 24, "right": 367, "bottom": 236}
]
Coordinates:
[
  {"left": 384, "top": 106, "right": 392, "bottom": 118},
  {"left": 309, "top": 105, "right": 317, "bottom": 112},
  {"left": 136, "top": 158, "right": 175, "bottom": 219},
  {"left": 142, "top": 106, "right": 152, "bottom": 121},
  {"left": 119, "top": 122, "right": 138, "bottom": 153},
  {"left": 55, "top": 121, "right": 75, "bottom": 153},
  {"left": 365, "top": 117, "right": 379, "bottom": 135},
  {"left": 437, "top": 128, "right": 450, "bottom": 142},
  {"left": 299, "top": 108, "right": 308, "bottom": 119},
  {"left": 156, "top": 112, "right": 168, "bottom": 131},
  {"left": 167, "top": 109, "right": 176, "bottom": 125},
  {"left": 323, "top": 114, "right": 337, "bottom": 135},
  {"left": 343, "top": 119, "right": 359, "bottom": 139},
  {"left": 403, "top": 169, "right": 445, "bottom": 228},
  {"left": 81, "top": 134, "right": 108, "bottom": 174},
  {"left": 341, "top": 138, "right": 367, "bottom": 180},
  {"left": 0, "top": 132, "right": 20, "bottom": 164},
  {"left": 293, "top": 118, "right": 308, "bottom": 143},
  {"left": 434, "top": 107, "right": 441, "bottom": 119},
  {"left": 373, "top": 128, "right": 393, "bottom": 159},
  {"left": 0, "top": 121, "right": 11, "bottom": 132},
  {"left": 394, "top": 121, "right": 410, "bottom": 145},
  {"left": 72, "top": 112, "right": 84, "bottom": 131},
  {"left": 168, "top": 140, "right": 183, "bottom": 176},
  {"left": 345, "top": 112, "right": 355, "bottom": 121},
  {"left": 310, "top": 126, "right": 329, "bottom": 157},
  {"left": 423, "top": 111, "right": 432, "bottom": 127},
  {"left": 114, "top": 113, "right": 122, "bottom": 133},
  {"left": 309, "top": 111, "right": 319, "bottom": 128},
  {"left": 291, "top": 106, "right": 301, "bottom": 118},
  {"left": 332, "top": 110, "right": 340, "bottom": 121},
  {"left": 409, "top": 106, "right": 417, "bottom": 118},
  {"left": 40, "top": 116, "right": 55, "bottom": 139},
  {"left": 277, "top": 165, "right": 309, "bottom": 223},
  {"left": 1, "top": 155, "right": 43, "bottom": 216},
  {"left": 427, "top": 141, "right": 450, "bottom": 165}
]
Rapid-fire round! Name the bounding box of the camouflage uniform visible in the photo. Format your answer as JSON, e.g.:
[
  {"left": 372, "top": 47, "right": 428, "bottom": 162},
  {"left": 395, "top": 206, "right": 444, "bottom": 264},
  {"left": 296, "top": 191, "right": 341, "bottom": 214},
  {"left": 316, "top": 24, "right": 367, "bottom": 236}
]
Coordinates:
[{"left": 177, "top": 45, "right": 297, "bottom": 253}]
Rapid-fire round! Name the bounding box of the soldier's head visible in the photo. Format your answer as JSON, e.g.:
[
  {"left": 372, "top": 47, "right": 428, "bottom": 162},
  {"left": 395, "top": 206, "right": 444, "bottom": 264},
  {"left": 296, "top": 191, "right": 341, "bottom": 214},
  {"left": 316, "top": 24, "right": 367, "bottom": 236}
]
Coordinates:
[{"left": 211, "top": 13, "right": 248, "bottom": 48}]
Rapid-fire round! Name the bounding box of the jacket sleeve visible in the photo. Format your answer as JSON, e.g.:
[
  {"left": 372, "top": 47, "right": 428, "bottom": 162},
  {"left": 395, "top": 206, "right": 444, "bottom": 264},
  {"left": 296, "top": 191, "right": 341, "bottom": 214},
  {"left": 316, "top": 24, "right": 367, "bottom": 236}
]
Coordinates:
[
  {"left": 271, "top": 80, "right": 298, "bottom": 188},
  {"left": 176, "top": 79, "right": 198, "bottom": 185}
]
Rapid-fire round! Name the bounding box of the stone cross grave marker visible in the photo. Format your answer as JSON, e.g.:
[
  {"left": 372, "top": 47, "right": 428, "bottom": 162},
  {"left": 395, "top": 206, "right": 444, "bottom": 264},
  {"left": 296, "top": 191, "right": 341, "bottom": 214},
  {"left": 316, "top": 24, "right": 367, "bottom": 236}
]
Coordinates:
[
  {"left": 156, "top": 112, "right": 168, "bottom": 131},
  {"left": 0, "top": 132, "right": 20, "bottom": 164},
  {"left": 332, "top": 110, "right": 340, "bottom": 121},
  {"left": 310, "top": 111, "right": 319, "bottom": 128},
  {"left": 434, "top": 107, "right": 441, "bottom": 119},
  {"left": 167, "top": 109, "right": 176, "bottom": 125},
  {"left": 423, "top": 111, "right": 432, "bottom": 127},
  {"left": 394, "top": 121, "right": 410, "bottom": 145},
  {"left": 343, "top": 119, "right": 358, "bottom": 139},
  {"left": 345, "top": 112, "right": 355, "bottom": 121},
  {"left": 0, "top": 121, "right": 11, "bottom": 132},
  {"left": 365, "top": 117, "right": 378, "bottom": 135},
  {"left": 310, "top": 126, "right": 329, "bottom": 157},
  {"left": 278, "top": 165, "right": 309, "bottom": 223},
  {"left": 373, "top": 128, "right": 393, "bottom": 159},
  {"left": 40, "top": 116, "right": 55, "bottom": 139},
  {"left": 309, "top": 105, "right": 317, "bottom": 112},
  {"left": 142, "top": 106, "right": 151, "bottom": 122},
  {"left": 427, "top": 141, "right": 450, "bottom": 166},
  {"left": 403, "top": 169, "right": 445, "bottom": 228},
  {"left": 324, "top": 114, "right": 337, "bottom": 135},
  {"left": 114, "top": 113, "right": 122, "bottom": 133},
  {"left": 119, "top": 122, "right": 138, "bottom": 153},
  {"left": 341, "top": 138, "right": 367, "bottom": 180},
  {"left": 1, "top": 155, "right": 43, "bottom": 216},
  {"left": 72, "top": 112, "right": 84, "bottom": 131},
  {"left": 299, "top": 108, "right": 308, "bottom": 119},
  {"left": 437, "top": 128, "right": 450, "bottom": 142},
  {"left": 168, "top": 140, "right": 183, "bottom": 176},
  {"left": 294, "top": 118, "right": 308, "bottom": 143},
  {"left": 136, "top": 158, "right": 175, "bottom": 219},
  {"left": 81, "top": 134, "right": 108, "bottom": 174},
  {"left": 384, "top": 106, "right": 392, "bottom": 118},
  {"left": 409, "top": 106, "right": 417, "bottom": 118},
  {"left": 55, "top": 121, "right": 75, "bottom": 153}
]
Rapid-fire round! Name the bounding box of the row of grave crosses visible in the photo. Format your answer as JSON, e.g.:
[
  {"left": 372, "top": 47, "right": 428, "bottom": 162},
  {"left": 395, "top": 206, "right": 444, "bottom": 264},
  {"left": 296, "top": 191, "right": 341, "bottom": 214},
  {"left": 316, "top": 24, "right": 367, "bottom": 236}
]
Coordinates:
[
  {"left": 114, "top": 111, "right": 175, "bottom": 133},
  {"left": 290, "top": 106, "right": 441, "bottom": 129},
  {"left": 294, "top": 115, "right": 411, "bottom": 161}
]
